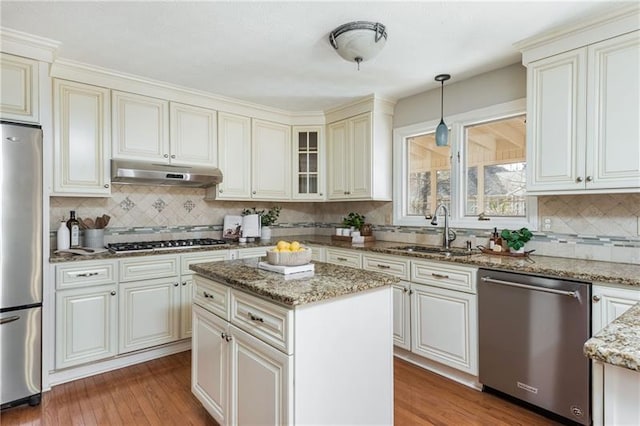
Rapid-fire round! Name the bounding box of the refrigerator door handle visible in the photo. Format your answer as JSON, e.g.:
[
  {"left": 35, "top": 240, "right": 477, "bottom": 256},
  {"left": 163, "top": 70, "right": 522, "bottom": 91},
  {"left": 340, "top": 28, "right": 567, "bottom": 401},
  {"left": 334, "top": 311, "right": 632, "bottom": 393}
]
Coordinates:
[{"left": 0, "top": 315, "right": 20, "bottom": 325}]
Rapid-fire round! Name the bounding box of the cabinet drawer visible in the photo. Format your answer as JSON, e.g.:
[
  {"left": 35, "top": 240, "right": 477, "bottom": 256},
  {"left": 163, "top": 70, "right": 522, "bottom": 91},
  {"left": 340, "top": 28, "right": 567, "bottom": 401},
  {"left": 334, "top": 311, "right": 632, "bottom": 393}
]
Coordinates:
[
  {"left": 193, "top": 276, "right": 230, "bottom": 321},
  {"left": 325, "top": 248, "right": 362, "bottom": 269},
  {"left": 411, "top": 260, "right": 477, "bottom": 293},
  {"left": 56, "top": 260, "right": 117, "bottom": 289},
  {"left": 230, "top": 290, "right": 293, "bottom": 355},
  {"left": 119, "top": 254, "right": 178, "bottom": 282},
  {"left": 362, "top": 254, "right": 410, "bottom": 280},
  {"left": 308, "top": 245, "right": 326, "bottom": 262},
  {"left": 235, "top": 246, "right": 274, "bottom": 259},
  {"left": 181, "top": 250, "right": 229, "bottom": 275}
]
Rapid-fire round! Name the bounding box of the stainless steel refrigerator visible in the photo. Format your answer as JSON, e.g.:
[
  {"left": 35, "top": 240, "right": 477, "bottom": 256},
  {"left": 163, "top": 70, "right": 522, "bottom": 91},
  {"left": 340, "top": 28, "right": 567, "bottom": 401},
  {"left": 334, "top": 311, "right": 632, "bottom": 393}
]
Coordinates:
[{"left": 1, "top": 121, "right": 43, "bottom": 409}]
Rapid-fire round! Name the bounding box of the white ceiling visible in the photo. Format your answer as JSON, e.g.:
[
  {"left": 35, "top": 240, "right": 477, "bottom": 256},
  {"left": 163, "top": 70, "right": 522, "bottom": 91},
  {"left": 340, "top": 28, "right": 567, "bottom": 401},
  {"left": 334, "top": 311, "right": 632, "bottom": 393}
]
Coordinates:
[{"left": 0, "top": 1, "right": 627, "bottom": 111}]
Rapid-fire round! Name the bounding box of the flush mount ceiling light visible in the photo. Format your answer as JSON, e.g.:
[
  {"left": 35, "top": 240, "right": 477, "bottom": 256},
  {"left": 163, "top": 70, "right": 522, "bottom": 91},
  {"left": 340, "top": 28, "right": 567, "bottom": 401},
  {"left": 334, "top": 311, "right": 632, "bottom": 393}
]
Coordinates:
[
  {"left": 435, "top": 74, "right": 451, "bottom": 147},
  {"left": 329, "top": 21, "right": 387, "bottom": 70}
]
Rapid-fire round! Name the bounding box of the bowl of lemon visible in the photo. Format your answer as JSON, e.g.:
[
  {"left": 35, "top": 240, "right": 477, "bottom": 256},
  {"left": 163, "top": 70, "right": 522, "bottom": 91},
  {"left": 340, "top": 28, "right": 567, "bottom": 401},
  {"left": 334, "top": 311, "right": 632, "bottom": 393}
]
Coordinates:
[{"left": 266, "top": 240, "right": 312, "bottom": 266}]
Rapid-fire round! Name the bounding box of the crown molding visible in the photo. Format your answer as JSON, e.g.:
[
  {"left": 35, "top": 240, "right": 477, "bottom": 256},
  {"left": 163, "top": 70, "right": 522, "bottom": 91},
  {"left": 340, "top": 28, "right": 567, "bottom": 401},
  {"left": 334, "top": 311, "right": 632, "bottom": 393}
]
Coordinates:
[
  {"left": 0, "top": 27, "right": 60, "bottom": 62},
  {"left": 515, "top": 4, "right": 640, "bottom": 64}
]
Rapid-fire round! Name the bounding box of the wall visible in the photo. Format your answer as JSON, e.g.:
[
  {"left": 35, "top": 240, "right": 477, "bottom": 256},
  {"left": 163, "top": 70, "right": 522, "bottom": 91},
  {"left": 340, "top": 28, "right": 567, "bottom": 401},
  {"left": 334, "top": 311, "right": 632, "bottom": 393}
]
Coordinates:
[{"left": 393, "top": 63, "right": 527, "bottom": 128}]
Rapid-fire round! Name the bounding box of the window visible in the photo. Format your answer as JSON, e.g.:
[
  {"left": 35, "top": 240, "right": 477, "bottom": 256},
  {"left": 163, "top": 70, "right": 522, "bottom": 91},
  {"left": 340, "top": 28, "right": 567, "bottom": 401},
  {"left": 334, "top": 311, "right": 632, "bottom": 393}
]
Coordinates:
[{"left": 393, "top": 99, "right": 537, "bottom": 230}]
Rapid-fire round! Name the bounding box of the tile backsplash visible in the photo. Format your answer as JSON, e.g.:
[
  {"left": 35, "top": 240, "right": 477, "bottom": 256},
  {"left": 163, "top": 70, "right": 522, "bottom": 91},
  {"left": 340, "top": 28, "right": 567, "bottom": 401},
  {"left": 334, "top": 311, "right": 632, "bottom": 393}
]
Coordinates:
[{"left": 50, "top": 186, "right": 639, "bottom": 264}]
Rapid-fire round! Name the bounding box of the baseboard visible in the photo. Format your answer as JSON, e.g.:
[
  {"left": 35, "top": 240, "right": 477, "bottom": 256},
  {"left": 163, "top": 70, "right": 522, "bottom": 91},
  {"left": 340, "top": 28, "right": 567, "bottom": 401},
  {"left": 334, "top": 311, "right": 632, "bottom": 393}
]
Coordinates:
[
  {"left": 394, "top": 347, "right": 482, "bottom": 390},
  {"left": 47, "top": 339, "right": 191, "bottom": 388}
]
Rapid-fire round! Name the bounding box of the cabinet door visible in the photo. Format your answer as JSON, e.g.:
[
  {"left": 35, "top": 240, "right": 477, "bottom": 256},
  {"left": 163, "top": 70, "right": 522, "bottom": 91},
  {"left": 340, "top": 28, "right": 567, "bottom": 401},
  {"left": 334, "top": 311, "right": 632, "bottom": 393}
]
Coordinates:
[
  {"left": 411, "top": 283, "right": 478, "bottom": 375},
  {"left": 55, "top": 284, "right": 117, "bottom": 369},
  {"left": 112, "top": 91, "right": 169, "bottom": 162},
  {"left": 118, "top": 277, "right": 180, "bottom": 353},
  {"left": 169, "top": 102, "right": 217, "bottom": 167},
  {"left": 393, "top": 282, "right": 411, "bottom": 350},
  {"left": 586, "top": 31, "right": 640, "bottom": 190},
  {"left": 592, "top": 285, "right": 640, "bottom": 334},
  {"left": 526, "top": 49, "right": 587, "bottom": 192},
  {"left": 192, "top": 304, "right": 229, "bottom": 425},
  {"left": 0, "top": 53, "right": 38, "bottom": 123},
  {"left": 252, "top": 119, "right": 291, "bottom": 199},
  {"left": 327, "top": 120, "right": 349, "bottom": 199},
  {"left": 217, "top": 112, "right": 251, "bottom": 199},
  {"left": 293, "top": 126, "right": 324, "bottom": 200},
  {"left": 180, "top": 277, "right": 194, "bottom": 338},
  {"left": 349, "top": 113, "right": 372, "bottom": 198},
  {"left": 229, "top": 325, "right": 292, "bottom": 426},
  {"left": 53, "top": 79, "right": 111, "bottom": 195}
]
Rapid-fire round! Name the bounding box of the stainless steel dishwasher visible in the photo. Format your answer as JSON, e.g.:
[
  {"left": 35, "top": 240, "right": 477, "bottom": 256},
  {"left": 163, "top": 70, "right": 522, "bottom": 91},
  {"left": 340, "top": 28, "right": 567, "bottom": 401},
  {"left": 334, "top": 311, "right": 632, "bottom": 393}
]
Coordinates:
[{"left": 478, "top": 268, "right": 591, "bottom": 425}]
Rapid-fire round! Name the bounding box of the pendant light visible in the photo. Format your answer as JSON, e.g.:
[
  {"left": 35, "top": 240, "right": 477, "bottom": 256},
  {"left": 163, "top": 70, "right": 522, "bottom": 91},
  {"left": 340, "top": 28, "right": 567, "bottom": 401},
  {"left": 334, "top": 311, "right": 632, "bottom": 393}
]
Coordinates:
[{"left": 435, "top": 74, "right": 451, "bottom": 147}]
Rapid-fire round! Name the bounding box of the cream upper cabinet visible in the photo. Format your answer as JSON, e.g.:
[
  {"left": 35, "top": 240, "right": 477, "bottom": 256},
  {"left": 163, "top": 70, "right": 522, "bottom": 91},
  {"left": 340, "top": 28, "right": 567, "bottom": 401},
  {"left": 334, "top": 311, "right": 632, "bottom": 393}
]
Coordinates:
[
  {"left": 112, "top": 91, "right": 169, "bottom": 163},
  {"left": 0, "top": 53, "right": 39, "bottom": 123},
  {"left": 523, "top": 28, "right": 640, "bottom": 194},
  {"left": 252, "top": 119, "right": 291, "bottom": 199},
  {"left": 169, "top": 102, "right": 218, "bottom": 167},
  {"left": 293, "top": 126, "right": 324, "bottom": 200},
  {"left": 53, "top": 79, "right": 111, "bottom": 196},
  {"left": 586, "top": 31, "right": 640, "bottom": 190},
  {"left": 216, "top": 112, "right": 252, "bottom": 199},
  {"left": 327, "top": 111, "right": 392, "bottom": 200}
]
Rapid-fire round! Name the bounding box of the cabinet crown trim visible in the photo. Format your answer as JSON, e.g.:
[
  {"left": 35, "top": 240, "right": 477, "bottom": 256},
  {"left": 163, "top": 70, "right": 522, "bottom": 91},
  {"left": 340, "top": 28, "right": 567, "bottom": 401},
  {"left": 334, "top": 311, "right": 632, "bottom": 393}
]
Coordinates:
[{"left": 0, "top": 27, "right": 60, "bottom": 62}]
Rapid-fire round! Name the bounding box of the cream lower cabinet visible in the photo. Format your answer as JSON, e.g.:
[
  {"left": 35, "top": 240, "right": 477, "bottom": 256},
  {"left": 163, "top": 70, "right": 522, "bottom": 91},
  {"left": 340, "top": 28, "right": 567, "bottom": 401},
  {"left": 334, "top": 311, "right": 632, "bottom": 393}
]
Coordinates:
[
  {"left": 55, "top": 260, "right": 119, "bottom": 369},
  {"left": 180, "top": 250, "right": 230, "bottom": 339},
  {"left": 591, "top": 284, "right": 640, "bottom": 426},
  {"left": 55, "top": 284, "right": 118, "bottom": 369},
  {"left": 118, "top": 254, "right": 181, "bottom": 353},
  {"left": 192, "top": 274, "right": 392, "bottom": 425},
  {"left": 392, "top": 282, "right": 411, "bottom": 351},
  {"left": 53, "top": 79, "right": 111, "bottom": 196},
  {"left": 118, "top": 277, "right": 181, "bottom": 354},
  {"left": 411, "top": 283, "right": 478, "bottom": 375}
]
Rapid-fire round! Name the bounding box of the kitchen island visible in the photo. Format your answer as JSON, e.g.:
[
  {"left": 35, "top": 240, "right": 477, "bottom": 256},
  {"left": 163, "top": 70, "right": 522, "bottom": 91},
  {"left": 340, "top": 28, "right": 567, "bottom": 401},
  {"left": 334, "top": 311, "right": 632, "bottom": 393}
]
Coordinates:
[{"left": 190, "top": 258, "right": 398, "bottom": 425}]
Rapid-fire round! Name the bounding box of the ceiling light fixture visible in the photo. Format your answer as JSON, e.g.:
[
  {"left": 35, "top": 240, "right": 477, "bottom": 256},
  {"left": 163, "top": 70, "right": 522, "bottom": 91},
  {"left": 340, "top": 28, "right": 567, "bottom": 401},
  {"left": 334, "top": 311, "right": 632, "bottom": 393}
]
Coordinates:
[
  {"left": 435, "top": 74, "right": 451, "bottom": 147},
  {"left": 329, "top": 21, "right": 387, "bottom": 70}
]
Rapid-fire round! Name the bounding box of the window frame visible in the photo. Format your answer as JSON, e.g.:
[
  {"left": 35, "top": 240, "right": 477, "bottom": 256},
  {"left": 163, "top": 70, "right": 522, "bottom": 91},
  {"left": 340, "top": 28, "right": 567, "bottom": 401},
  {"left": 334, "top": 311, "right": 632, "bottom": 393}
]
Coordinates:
[{"left": 393, "top": 98, "right": 537, "bottom": 231}]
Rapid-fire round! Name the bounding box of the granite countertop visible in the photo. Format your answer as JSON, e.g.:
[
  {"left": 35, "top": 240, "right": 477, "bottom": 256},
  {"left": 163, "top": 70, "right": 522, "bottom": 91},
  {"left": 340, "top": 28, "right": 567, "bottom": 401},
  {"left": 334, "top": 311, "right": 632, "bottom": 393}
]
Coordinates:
[
  {"left": 190, "top": 258, "right": 398, "bottom": 307},
  {"left": 49, "top": 234, "right": 640, "bottom": 288},
  {"left": 584, "top": 303, "right": 640, "bottom": 372}
]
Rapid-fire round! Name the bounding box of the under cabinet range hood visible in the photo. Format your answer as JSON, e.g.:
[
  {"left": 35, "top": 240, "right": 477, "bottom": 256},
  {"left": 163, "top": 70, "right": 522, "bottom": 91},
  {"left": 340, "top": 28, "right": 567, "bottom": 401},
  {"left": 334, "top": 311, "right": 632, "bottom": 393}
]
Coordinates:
[{"left": 111, "top": 160, "right": 222, "bottom": 188}]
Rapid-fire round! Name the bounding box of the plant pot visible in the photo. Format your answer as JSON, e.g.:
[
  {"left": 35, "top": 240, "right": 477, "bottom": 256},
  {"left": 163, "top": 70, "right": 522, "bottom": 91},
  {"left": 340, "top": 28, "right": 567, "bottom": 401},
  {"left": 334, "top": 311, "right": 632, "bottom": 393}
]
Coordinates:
[
  {"left": 260, "top": 226, "right": 272, "bottom": 241},
  {"left": 512, "top": 247, "right": 525, "bottom": 254}
]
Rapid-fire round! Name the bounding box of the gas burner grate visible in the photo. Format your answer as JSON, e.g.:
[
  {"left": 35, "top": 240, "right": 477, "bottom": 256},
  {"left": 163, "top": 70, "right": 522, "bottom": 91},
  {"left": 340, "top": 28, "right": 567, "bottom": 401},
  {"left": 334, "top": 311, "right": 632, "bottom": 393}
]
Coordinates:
[{"left": 107, "top": 238, "right": 228, "bottom": 253}]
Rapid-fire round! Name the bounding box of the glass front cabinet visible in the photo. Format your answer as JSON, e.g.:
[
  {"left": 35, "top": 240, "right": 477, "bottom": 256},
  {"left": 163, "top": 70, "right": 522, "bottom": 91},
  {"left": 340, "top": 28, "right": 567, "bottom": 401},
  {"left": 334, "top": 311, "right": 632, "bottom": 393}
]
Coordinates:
[{"left": 292, "top": 126, "right": 324, "bottom": 200}]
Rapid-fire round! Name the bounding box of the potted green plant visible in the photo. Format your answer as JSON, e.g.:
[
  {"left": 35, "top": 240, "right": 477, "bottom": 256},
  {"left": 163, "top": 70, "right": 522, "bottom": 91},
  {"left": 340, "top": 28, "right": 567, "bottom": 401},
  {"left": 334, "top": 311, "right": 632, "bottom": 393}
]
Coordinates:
[
  {"left": 500, "top": 227, "right": 533, "bottom": 253},
  {"left": 242, "top": 206, "right": 281, "bottom": 240},
  {"left": 342, "top": 212, "right": 366, "bottom": 232}
]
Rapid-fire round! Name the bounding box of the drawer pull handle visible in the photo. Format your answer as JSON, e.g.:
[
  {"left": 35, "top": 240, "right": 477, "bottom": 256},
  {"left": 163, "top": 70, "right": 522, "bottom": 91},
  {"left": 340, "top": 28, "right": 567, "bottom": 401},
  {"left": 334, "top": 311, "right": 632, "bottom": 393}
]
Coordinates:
[
  {"left": 376, "top": 264, "right": 391, "bottom": 269},
  {"left": 248, "top": 312, "right": 264, "bottom": 323},
  {"left": 203, "top": 291, "right": 214, "bottom": 299},
  {"left": 432, "top": 273, "right": 449, "bottom": 279},
  {"left": 336, "top": 257, "right": 348, "bottom": 261},
  {"left": 76, "top": 272, "right": 99, "bottom": 277},
  {"left": 0, "top": 315, "right": 20, "bottom": 325}
]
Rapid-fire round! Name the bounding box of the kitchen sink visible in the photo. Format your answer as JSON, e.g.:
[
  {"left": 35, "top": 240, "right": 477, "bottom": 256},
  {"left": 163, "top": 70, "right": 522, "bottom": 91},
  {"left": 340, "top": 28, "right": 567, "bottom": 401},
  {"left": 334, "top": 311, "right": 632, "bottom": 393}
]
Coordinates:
[{"left": 389, "top": 245, "right": 475, "bottom": 257}]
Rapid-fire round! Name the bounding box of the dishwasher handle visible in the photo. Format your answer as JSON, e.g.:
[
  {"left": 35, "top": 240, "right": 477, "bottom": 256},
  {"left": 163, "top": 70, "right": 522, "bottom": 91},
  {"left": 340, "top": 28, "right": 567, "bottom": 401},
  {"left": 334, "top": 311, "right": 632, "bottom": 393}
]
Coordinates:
[{"left": 481, "top": 276, "right": 579, "bottom": 299}]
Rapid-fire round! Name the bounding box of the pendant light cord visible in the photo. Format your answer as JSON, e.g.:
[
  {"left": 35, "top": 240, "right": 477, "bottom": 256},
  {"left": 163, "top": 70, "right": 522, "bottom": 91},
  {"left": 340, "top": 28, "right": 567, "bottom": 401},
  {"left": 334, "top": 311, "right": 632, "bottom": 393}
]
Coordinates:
[{"left": 440, "top": 80, "right": 444, "bottom": 121}]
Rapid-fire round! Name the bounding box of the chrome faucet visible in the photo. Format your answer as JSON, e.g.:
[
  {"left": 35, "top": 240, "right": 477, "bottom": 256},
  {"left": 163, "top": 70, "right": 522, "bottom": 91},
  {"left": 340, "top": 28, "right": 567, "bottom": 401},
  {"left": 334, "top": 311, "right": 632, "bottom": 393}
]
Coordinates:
[{"left": 429, "top": 204, "right": 457, "bottom": 249}]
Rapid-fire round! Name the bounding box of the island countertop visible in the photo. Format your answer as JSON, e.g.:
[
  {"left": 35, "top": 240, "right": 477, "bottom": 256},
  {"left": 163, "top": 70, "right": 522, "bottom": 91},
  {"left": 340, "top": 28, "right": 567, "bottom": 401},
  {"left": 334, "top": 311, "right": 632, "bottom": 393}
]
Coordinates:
[
  {"left": 584, "top": 303, "right": 640, "bottom": 372},
  {"left": 190, "top": 258, "right": 399, "bottom": 307}
]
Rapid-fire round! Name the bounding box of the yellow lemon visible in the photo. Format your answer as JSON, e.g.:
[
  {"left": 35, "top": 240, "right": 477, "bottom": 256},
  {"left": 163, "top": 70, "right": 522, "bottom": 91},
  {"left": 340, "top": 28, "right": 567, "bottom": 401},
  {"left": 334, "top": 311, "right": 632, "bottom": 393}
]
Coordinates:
[
  {"left": 290, "top": 241, "right": 301, "bottom": 251},
  {"left": 276, "top": 240, "right": 290, "bottom": 250}
]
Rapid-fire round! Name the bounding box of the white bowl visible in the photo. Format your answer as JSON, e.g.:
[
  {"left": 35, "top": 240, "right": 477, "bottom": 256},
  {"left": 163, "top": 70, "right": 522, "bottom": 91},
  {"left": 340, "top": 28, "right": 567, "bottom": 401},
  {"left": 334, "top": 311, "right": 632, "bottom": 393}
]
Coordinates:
[{"left": 266, "top": 248, "right": 312, "bottom": 266}]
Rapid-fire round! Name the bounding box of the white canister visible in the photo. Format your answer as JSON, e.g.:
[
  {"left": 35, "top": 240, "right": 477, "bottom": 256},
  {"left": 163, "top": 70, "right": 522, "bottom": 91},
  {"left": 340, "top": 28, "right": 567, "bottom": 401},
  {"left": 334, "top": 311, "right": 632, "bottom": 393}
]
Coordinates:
[
  {"left": 335, "top": 228, "right": 343, "bottom": 236},
  {"left": 56, "top": 220, "right": 70, "bottom": 250}
]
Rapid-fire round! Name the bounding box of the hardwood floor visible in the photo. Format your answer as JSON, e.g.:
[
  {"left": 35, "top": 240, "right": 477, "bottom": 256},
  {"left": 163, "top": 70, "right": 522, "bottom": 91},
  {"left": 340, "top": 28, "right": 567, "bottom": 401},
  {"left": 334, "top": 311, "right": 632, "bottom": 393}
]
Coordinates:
[{"left": 2, "top": 352, "right": 560, "bottom": 425}]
